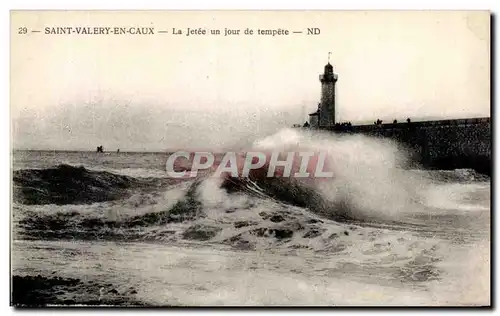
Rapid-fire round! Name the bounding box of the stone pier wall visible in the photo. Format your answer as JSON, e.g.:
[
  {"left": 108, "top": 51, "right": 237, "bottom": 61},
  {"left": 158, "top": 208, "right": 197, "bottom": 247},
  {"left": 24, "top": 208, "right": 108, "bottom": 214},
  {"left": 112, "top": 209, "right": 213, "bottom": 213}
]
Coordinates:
[{"left": 327, "top": 118, "right": 491, "bottom": 175}]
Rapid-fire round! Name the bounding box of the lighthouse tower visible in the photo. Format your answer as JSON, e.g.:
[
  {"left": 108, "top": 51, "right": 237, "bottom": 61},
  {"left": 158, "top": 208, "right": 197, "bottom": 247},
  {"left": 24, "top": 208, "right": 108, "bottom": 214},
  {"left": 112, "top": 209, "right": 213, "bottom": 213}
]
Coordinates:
[{"left": 319, "top": 58, "right": 338, "bottom": 128}]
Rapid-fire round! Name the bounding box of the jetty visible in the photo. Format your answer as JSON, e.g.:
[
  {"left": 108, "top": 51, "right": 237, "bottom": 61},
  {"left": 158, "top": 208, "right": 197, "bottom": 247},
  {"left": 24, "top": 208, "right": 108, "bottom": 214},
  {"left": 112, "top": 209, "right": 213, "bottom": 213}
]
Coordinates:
[{"left": 304, "top": 61, "right": 491, "bottom": 175}]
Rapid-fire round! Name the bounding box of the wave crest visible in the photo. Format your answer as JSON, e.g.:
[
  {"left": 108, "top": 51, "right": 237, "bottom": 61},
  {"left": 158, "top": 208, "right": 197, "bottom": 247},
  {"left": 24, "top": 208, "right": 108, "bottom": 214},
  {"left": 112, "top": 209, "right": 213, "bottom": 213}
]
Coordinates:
[{"left": 12, "top": 164, "right": 176, "bottom": 205}]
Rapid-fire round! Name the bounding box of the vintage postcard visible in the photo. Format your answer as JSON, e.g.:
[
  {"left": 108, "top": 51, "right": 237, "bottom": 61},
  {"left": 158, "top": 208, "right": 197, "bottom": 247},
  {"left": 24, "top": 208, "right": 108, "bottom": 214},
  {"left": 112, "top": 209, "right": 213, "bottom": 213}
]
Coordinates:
[{"left": 10, "top": 10, "right": 490, "bottom": 307}]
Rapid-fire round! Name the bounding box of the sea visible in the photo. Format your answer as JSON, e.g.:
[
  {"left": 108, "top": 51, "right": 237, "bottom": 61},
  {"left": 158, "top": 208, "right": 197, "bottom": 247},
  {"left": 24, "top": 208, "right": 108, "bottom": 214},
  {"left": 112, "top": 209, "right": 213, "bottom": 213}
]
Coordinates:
[{"left": 11, "top": 128, "right": 491, "bottom": 306}]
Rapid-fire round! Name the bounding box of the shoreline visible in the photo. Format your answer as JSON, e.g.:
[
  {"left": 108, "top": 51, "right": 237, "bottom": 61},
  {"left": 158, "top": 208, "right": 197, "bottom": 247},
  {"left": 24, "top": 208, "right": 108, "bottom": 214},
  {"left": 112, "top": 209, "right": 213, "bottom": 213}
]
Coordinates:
[{"left": 11, "top": 275, "right": 144, "bottom": 307}]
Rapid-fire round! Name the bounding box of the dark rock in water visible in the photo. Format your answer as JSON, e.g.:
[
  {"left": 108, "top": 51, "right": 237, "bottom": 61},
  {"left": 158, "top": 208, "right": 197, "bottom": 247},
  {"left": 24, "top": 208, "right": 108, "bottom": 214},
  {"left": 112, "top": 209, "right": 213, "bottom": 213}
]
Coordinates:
[
  {"left": 259, "top": 212, "right": 270, "bottom": 220},
  {"left": 250, "top": 227, "right": 268, "bottom": 237},
  {"left": 12, "top": 164, "right": 140, "bottom": 205},
  {"left": 269, "top": 214, "right": 285, "bottom": 223},
  {"left": 250, "top": 227, "right": 293, "bottom": 240},
  {"left": 234, "top": 221, "right": 258, "bottom": 228},
  {"left": 224, "top": 234, "right": 255, "bottom": 250},
  {"left": 303, "top": 229, "right": 325, "bottom": 238},
  {"left": 306, "top": 218, "right": 324, "bottom": 224},
  {"left": 344, "top": 231, "right": 349, "bottom": 236},
  {"left": 11, "top": 275, "right": 145, "bottom": 307},
  {"left": 271, "top": 228, "right": 294, "bottom": 239},
  {"left": 289, "top": 245, "right": 310, "bottom": 249},
  {"left": 182, "top": 224, "right": 222, "bottom": 241},
  {"left": 329, "top": 233, "right": 339, "bottom": 239},
  {"left": 12, "top": 275, "right": 83, "bottom": 306}
]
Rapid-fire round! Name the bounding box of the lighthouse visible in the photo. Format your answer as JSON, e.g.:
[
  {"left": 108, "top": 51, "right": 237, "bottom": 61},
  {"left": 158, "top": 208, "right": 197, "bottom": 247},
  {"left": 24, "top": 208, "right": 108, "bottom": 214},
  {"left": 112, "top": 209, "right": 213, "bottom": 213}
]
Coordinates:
[{"left": 318, "top": 55, "right": 338, "bottom": 128}]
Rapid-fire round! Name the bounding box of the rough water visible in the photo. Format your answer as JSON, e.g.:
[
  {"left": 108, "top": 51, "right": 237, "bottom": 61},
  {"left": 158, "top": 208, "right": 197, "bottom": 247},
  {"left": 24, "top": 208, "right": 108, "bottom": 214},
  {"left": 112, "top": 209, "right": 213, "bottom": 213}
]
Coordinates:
[{"left": 11, "top": 129, "right": 490, "bottom": 306}]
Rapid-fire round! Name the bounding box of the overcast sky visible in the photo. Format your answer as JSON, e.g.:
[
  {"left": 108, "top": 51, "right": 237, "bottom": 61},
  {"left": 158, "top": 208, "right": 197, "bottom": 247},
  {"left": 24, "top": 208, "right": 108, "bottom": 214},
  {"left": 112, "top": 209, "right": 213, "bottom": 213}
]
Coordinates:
[{"left": 11, "top": 11, "right": 490, "bottom": 151}]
